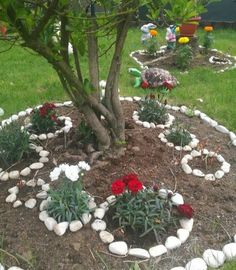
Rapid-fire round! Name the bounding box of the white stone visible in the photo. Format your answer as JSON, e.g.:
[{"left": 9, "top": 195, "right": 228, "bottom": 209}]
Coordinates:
[
  {"left": 202, "top": 149, "right": 209, "bottom": 155},
  {"left": 99, "top": 201, "right": 109, "bottom": 211},
  {"left": 69, "top": 220, "right": 83, "bottom": 232},
  {"left": 36, "top": 191, "right": 48, "bottom": 199},
  {"left": 38, "top": 134, "right": 47, "bottom": 140},
  {"left": 106, "top": 195, "right": 116, "bottom": 205},
  {"left": 192, "top": 169, "right": 205, "bottom": 177},
  {"left": 99, "top": 231, "right": 114, "bottom": 244},
  {"left": 215, "top": 170, "right": 225, "bottom": 179},
  {"left": 20, "top": 167, "right": 31, "bottom": 176},
  {"left": 44, "top": 217, "right": 57, "bottom": 231},
  {"left": 171, "top": 106, "right": 180, "bottom": 111},
  {"left": 222, "top": 243, "right": 236, "bottom": 260},
  {"left": 26, "top": 179, "right": 36, "bottom": 187},
  {"left": 18, "top": 111, "right": 27, "bottom": 117},
  {"left": 171, "top": 193, "right": 184, "bottom": 206},
  {"left": 158, "top": 133, "right": 165, "bottom": 139},
  {"left": 217, "top": 155, "right": 225, "bottom": 163},
  {"left": 0, "top": 263, "right": 4, "bottom": 270},
  {"left": 35, "top": 146, "right": 43, "bottom": 153},
  {"left": 39, "top": 157, "right": 49, "bottom": 163},
  {"left": 109, "top": 241, "right": 128, "bottom": 256},
  {"left": 175, "top": 146, "right": 182, "bottom": 151},
  {"left": 180, "top": 218, "right": 194, "bottom": 232},
  {"left": 205, "top": 174, "right": 215, "bottom": 181},
  {"left": 185, "top": 258, "right": 207, "bottom": 270},
  {"left": 0, "top": 171, "right": 9, "bottom": 181},
  {"left": 184, "top": 154, "right": 193, "bottom": 161},
  {"left": 26, "top": 108, "right": 33, "bottom": 114},
  {"left": 124, "top": 97, "right": 133, "bottom": 102},
  {"left": 42, "top": 184, "right": 50, "bottom": 192},
  {"left": 6, "top": 193, "right": 17, "bottom": 203},
  {"left": 37, "top": 178, "right": 45, "bottom": 186},
  {"left": 165, "top": 236, "right": 181, "bottom": 250},
  {"left": 158, "top": 189, "right": 168, "bottom": 199},
  {"left": 209, "top": 119, "right": 218, "bottom": 127},
  {"left": 191, "top": 150, "right": 201, "bottom": 157},
  {"left": 25, "top": 198, "right": 37, "bottom": 209},
  {"left": 183, "top": 145, "right": 192, "bottom": 151},
  {"left": 53, "top": 221, "right": 69, "bottom": 236},
  {"left": 29, "top": 134, "right": 38, "bottom": 140},
  {"left": 182, "top": 164, "right": 192, "bottom": 174},
  {"left": 8, "top": 267, "right": 24, "bottom": 270},
  {"left": 46, "top": 133, "right": 54, "bottom": 139},
  {"left": 221, "top": 162, "right": 230, "bottom": 173},
  {"left": 143, "top": 122, "right": 151, "bottom": 128},
  {"left": 194, "top": 110, "right": 201, "bottom": 116},
  {"left": 39, "top": 210, "right": 49, "bottom": 222},
  {"left": 156, "top": 124, "right": 165, "bottom": 129},
  {"left": 208, "top": 151, "right": 216, "bottom": 157},
  {"left": 13, "top": 200, "right": 22, "bottom": 208},
  {"left": 91, "top": 219, "right": 106, "bottom": 231},
  {"left": 8, "top": 186, "right": 19, "bottom": 195},
  {"left": 39, "top": 200, "right": 49, "bottom": 211},
  {"left": 165, "top": 104, "right": 171, "bottom": 109},
  {"left": 180, "top": 106, "right": 187, "bottom": 113},
  {"left": 215, "top": 125, "right": 229, "bottom": 134},
  {"left": 94, "top": 208, "right": 105, "bottom": 219},
  {"left": 234, "top": 234, "right": 236, "bottom": 242},
  {"left": 229, "top": 132, "right": 236, "bottom": 141},
  {"left": 133, "top": 96, "right": 141, "bottom": 101},
  {"left": 167, "top": 142, "right": 174, "bottom": 147},
  {"left": 161, "top": 137, "right": 168, "bottom": 143},
  {"left": 29, "top": 162, "right": 44, "bottom": 170},
  {"left": 233, "top": 139, "right": 236, "bottom": 146},
  {"left": 189, "top": 139, "right": 199, "bottom": 148},
  {"left": 177, "top": 228, "right": 189, "bottom": 243},
  {"left": 64, "top": 101, "right": 73, "bottom": 106},
  {"left": 132, "top": 115, "right": 139, "bottom": 121},
  {"left": 170, "top": 268, "right": 185, "bottom": 270},
  {"left": 81, "top": 213, "right": 92, "bottom": 225},
  {"left": 39, "top": 150, "right": 50, "bottom": 157},
  {"left": 135, "top": 120, "right": 143, "bottom": 126},
  {"left": 88, "top": 200, "right": 97, "bottom": 210},
  {"left": 150, "top": 123, "right": 156, "bottom": 128},
  {"left": 149, "top": 245, "right": 167, "bottom": 257},
  {"left": 9, "top": 170, "right": 20, "bottom": 179},
  {"left": 203, "top": 249, "right": 226, "bottom": 268},
  {"left": 128, "top": 248, "right": 150, "bottom": 259}
]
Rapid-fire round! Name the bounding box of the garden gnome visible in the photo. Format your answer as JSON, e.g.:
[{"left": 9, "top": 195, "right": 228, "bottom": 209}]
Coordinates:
[
  {"left": 166, "top": 25, "right": 176, "bottom": 49},
  {"left": 140, "top": 23, "right": 157, "bottom": 43}
]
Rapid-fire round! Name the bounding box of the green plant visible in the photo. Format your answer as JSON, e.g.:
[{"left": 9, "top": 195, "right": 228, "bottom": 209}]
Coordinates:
[
  {"left": 138, "top": 99, "right": 169, "bottom": 124},
  {"left": 31, "top": 102, "right": 61, "bottom": 133},
  {"left": 166, "top": 121, "right": 192, "bottom": 146},
  {"left": 203, "top": 26, "right": 214, "bottom": 53},
  {"left": 77, "top": 121, "right": 97, "bottom": 145},
  {"left": 0, "top": 122, "right": 30, "bottom": 169},
  {"left": 143, "top": 30, "right": 159, "bottom": 55},
  {"left": 176, "top": 38, "right": 193, "bottom": 70}
]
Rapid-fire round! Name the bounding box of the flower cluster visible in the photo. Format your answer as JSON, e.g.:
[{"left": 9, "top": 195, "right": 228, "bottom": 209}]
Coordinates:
[
  {"left": 203, "top": 26, "right": 214, "bottom": 53},
  {"left": 178, "top": 37, "right": 190, "bottom": 44},
  {"left": 0, "top": 24, "right": 7, "bottom": 36},
  {"left": 177, "top": 203, "right": 194, "bottom": 219},
  {"left": 204, "top": 26, "right": 213, "bottom": 32},
  {"left": 111, "top": 173, "right": 143, "bottom": 195},
  {"left": 176, "top": 36, "right": 193, "bottom": 70},
  {"left": 50, "top": 161, "right": 91, "bottom": 182},
  {"left": 150, "top": 29, "right": 158, "bottom": 37},
  {"left": 39, "top": 102, "right": 56, "bottom": 117}
]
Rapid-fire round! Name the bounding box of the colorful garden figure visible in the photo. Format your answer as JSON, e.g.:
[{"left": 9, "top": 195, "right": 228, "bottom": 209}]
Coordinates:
[
  {"left": 128, "top": 67, "right": 178, "bottom": 89},
  {"left": 166, "top": 25, "right": 176, "bottom": 49},
  {"left": 140, "top": 23, "right": 157, "bottom": 43}
]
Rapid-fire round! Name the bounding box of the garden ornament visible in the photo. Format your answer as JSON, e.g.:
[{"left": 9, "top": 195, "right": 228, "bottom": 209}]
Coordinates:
[
  {"left": 128, "top": 67, "right": 178, "bottom": 89},
  {"left": 140, "top": 23, "right": 157, "bottom": 43},
  {"left": 166, "top": 25, "right": 176, "bottom": 49}
]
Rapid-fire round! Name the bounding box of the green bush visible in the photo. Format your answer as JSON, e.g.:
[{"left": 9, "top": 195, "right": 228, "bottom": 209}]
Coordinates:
[
  {"left": 0, "top": 122, "right": 30, "bottom": 169},
  {"left": 166, "top": 122, "right": 192, "bottom": 146},
  {"left": 138, "top": 99, "right": 169, "bottom": 124},
  {"left": 175, "top": 44, "right": 193, "bottom": 70}
]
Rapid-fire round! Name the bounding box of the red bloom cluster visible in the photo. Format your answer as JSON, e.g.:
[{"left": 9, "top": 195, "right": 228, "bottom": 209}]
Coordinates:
[
  {"left": 141, "top": 81, "right": 149, "bottom": 89},
  {"left": 111, "top": 173, "right": 143, "bottom": 195},
  {"left": 177, "top": 203, "right": 194, "bottom": 219},
  {"left": 39, "top": 102, "right": 56, "bottom": 117},
  {"left": 0, "top": 25, "right": 7, "bottom": 36},
  {"left": 162, "top": 81, "right": 173, "bottom": 91}
]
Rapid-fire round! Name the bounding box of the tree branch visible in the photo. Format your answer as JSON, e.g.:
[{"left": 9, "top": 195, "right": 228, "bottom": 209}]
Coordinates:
[{"left": 60, "top": 12, "right": 69, "bottom": 65}]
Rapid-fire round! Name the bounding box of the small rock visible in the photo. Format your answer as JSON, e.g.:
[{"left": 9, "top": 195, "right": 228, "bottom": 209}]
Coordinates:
[
  {"left": 99, "top": 231, "right": 114, "bottom": 244},
  {"left": 128, "top": 248, "right": 150, "bottom": 259},
  {"left": 29, "top": 162, "right": 44, "bottom": 170},
  {"left": 158, "top": 189, "right": 170, "bottom": 199},
  {"left": 135, "top": 120, "right": 143, "bottom": 126},
  {"left": 99, "top": 201, "right": 109, "bottom": 211},
  {"left": 42, "top": 184, "right": 50, "bottom": 192},
  {"left": 106, "top": 195, "right": 116, "bottom": 205},
  {"left": 185, "top": 258, "right": 207, "bottom": 270},
  {"left": 194, "top": 110, "right": 201, "bottom": 116},
  {"left": 47, "top": 133, "right": 55, "bottom": 139},
  {"left": 205, "top": 174, "right": 215, "bottom": 181},
  {"left": 91, "top": 219, "right": 106, "bottom": 231},
  {"left": 35, "top": 146, "right": 43, "bottom": 153},
  {"left": 191, "top": 150, "right": 201, "bottom": 157},
  {"left": 221, "top": 162, "right": 230, "bottom": 173},
  {"left": 202, "top": 149, "right": 209, "bottom": 155},
  {"left": 124, "top": 97, "right": 133, "bottom": 102},
  {"left": 18, "top": 111, "right": 27, "bottom": 117},
  {"left": 29, "top": 134, "right": 38, "bottom": 140},
  {"left": 143, "top": 122, "right": 151, "bottom": 128},
  {"left": 217, "top": 155, "right": 225, "bottom": 163},
  {"left": 37, "top": 178, "right": 45, "bottom": 186},
  {"left": 8, "top": 186, "right": 19, "bottom": 195},
  {"left": 133, "top": 96, "right": 141, "bottom": 101},
  {"left": 20, "top": 167, "right": 31, "bottom": 176},
  {"left": 222, "top": 243, "right": 236, "bottom": 259},
  {"left": 171, "top": 193, "right": 184, "bottom": 206},
  {"left": 0, "top": 171, "right": 9, "bottom": 181},
  {"left": 39, "top": 157, "right": 49, "bottom": 163},
  {"left": 183, "top": 145, "right": 192, "bottom": 151},
  {"left": 150, "top": 123, "right": 156, "bottom": 128},
  {"left": 232, "top": 139, "right": 236, "bottom": 146},
  {"left": 180, "top": 218, "right": 194, "bottom": 232},
  {"left": 215, "top": 170, "right": 224, "bottom": 179},
  {"left": 39, "top": 210, "right": 49, "bottom": 222},
  {"left": 13, "top": 200, "right": 22, "bottom": 208},
  {"left": 180, "top": 106, "right": 187, "bottom": 113},
  {"left": 25, "top": 198, "right": 37, "bottom": 209},
  {"left": 6, "top": 193, "right": 17, "bottom": 203},
  {"left": 182, "top": 164, "right": 192, "bottom": 174},
  {"left": 81, "top": 213, "right": 92, "bottom": 225},
  {"left": 38, "top": 134, "right": 47, "bottom": 140},
  {"left": 192, "top": 169, "right": 205, "bottom": 177},
  {"left": 167, "top": 142, "right": 174, "bottom": 147},
  {"left": 9, "top": 170, "right": 20, "bottom": 180},
  {"left": 175, "top": 146, "right": 182, "bottom": 151},
  {"left": 88, "top": 200, "right": 97, "bottom": 210},
  {"left": 94, "top": 208, "right": 105, "bottom": 219},
  {"left": 109, "top": 241, "right": 128, "bottom": 256},
  {"left": 132, "top": 146, "right": 140, "bottom": 152},
  {"left": 44, "top": 217, "right": 57, "bottom": 231},
  {"left": 39, "top": 200, "right": 49, "bottom": 211},
  {"left": 161, "top": 137, "right": 168, "bottom": 143},
  {"left": 215, "top": 125, "right": 229, "bottom": 134},
  {"left": 53, "top": 222, "right": 69, "bottom": 236},
  {"left": 209, "top": 119, "right": 218, "bottom": 127},
  {"left": 39, "top": 150, "right": 50, "bottom": 157},
  {"left": 171, "top": 106, "right": 180, "bottom": 111},
  {"left": 203, "top": 249, "right": 225, "bottom": 268},
  {"left": 149, "top": 245, "right": 167, "bottom": 257},
  {"left": 69, "top": 220, "right": 83, "bottom": 232},
  {"left": 177, "top": 228, "right": 189, "bottom": 243},
  {"left": 229, "top": 132, "right": 236, "bottom": 141},
  {"left": 165, "top": 236, "right": 181, "bottom": 250},
  {"left": 170, "top": 267, "right": 185, "bottom": 270},
  {"left": 36, "top": 191, "right": 48, "bottom": 199},
  {"left": 8, "top": 267, "right": 24, "bottom": 270},
  {"left": 26, "top": 179, "right": 36, "bottom": 187}
]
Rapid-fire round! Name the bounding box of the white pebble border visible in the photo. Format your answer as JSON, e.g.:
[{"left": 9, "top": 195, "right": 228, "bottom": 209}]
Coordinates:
[{"left": 158, "top": 129, "right": 199, "bottom": 151}]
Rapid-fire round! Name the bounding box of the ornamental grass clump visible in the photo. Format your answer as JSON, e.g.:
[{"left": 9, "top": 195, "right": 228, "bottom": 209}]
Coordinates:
[
  {"left": 203, "top": 26, "right": 214, "bottom": 53},
  {"left": 138, "top": 97, "right": 169, "bottom": 124},
  {"left": 176, "top": 37, "right": 193, "bottom": 70},
  {"left": 0, "top": 122, "right": 30, "bottom": 169},
  {"left": 47, "top": 162, "right": 91, "bottom": 223},
  {"left": 166, "top": 121, "right": 192, "bottom": 146},
  {"left": 31, "top": 102, "right": 62, "bottom": 133},
  {"left": 110, "top": 174, "right": 194, "bottom": 239}
]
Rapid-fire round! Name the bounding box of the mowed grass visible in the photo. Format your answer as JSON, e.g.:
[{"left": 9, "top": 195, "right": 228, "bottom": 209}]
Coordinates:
[{"left": 0, "top": 28, "right": 236, "bottom": 132}]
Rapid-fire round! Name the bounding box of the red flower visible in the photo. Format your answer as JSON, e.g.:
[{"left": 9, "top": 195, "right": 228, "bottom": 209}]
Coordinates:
[
  {"left": 43, "top": 102, "right": 56, "bottom": 110},
  {"left": 51, "top": 114, "right": 57, "bottom": 122},
  {"left": 39, "top": 107, "right": 47, "bottom": 117},
  {"left": 128, "top": 179, "right": 143, "bottom": 193},
  {"left": 177, "top": 204, "right": 194, "bottom": 219},
  {"left": 153, "top": 183, "right": 159, "bottom": 192},
  {"left": 122, "top": 173, "right": 138, "bottom": 185},
  {"left": 111, "top": 179, "right": 126, "bottom": 195},
  {"left": 141, "top": 81, "right": 149, "bottom": 89},
  {"left": 0, "top": 25, "right": 7, "bottom": 36},
  {"left": 162, "top": 81, "right": 173, "bottom": 91}
]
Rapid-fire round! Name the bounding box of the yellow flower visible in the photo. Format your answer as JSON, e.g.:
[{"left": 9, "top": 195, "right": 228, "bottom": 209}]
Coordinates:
[
  {"left": 176, "top": 26, "right": 180, "bottom": 33},
  {"left": 150, "top": 29, "right": 158, "bottom": 37},
  {"left": 204, "top": 26, "right": 213, "bottom": 32},
  {"left": 178, "top": 37, "right": 190, "bottom": 44}
]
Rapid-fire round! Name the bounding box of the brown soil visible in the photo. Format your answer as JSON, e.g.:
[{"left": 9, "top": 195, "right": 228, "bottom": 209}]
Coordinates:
[
  {"left": 132, "top": 49, "right": 235, "bottom": 71},
  {"left": 0, "top": 102, "right": 236, "bottom": 270}
]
